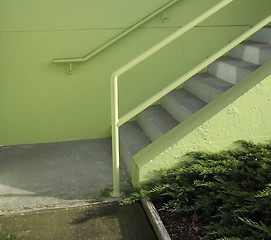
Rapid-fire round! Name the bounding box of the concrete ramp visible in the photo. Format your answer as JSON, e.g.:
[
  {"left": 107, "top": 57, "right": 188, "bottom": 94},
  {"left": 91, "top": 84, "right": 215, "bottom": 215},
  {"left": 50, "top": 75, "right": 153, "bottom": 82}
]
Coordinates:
[{"left": 0, "top": 138, "right": 130, "bottom": 214}]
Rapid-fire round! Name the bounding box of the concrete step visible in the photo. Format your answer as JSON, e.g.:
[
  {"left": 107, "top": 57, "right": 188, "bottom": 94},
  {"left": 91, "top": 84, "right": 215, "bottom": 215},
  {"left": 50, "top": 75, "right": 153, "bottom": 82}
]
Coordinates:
[
  {"left": 161, "top": 88, "right": 206, "bottom": 122},
  {"left": 184, "top": 72, "right": 233, "bottom": 103},
  {"left": 207, "top": 56, "right": 260, "bottom": 84},
  {"left": 137, "top": 105, "right": 179, "bottom": 142},
  {"left": 229, "top": 40, "right": 271, "bottom": 65},
  {"left": 251, "top": 26, "right": 271, "bottom": 44},
  {"left": 119, "top": 121, "right": 151, "bottom": 176}
]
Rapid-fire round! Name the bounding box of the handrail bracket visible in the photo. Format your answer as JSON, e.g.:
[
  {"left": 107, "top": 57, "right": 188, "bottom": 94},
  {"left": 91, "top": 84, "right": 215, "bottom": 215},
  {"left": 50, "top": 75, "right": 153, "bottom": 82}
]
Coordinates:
[
  {"left": 66, "top": 63, "right": 73, "bottom": 75},
  {"left": 161, "top": 11, "right": 169, "bottom": 23},
  {"left": 52, "top": 0, "right": 179, "bottom": 66}
]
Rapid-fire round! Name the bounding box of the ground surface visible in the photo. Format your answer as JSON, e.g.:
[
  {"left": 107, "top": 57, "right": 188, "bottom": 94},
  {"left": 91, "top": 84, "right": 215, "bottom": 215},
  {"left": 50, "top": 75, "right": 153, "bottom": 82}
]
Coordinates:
[
  {"left": 0, "top": 202, "right": 157, "bottom": 240},
  {"left": 156, "top": 205, "right": 208, "bottom": 240},
  {"left": 0, "top": 139, "right": 130, "bottom": 214}
]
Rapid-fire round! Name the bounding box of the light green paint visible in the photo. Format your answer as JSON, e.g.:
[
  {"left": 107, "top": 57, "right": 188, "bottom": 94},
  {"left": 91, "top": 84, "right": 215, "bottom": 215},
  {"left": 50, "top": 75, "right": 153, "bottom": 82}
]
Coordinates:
[
  {"left": 1, "top": 0, "right": 271, "bottom": 145},
  {"left": 132, "top": 60, "right": 271, "bottom": 186},
  {"left": 52, "top": 0, "right": 180, "bottom": 64},
  {"left": 111, "top": 0, "right": 233, "bottom": 197}
]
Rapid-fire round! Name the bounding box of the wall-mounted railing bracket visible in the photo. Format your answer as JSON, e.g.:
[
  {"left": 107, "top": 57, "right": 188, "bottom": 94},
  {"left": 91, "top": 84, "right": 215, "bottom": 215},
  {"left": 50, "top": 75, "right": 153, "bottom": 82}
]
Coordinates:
[
  {"left": 66, "top": 63, "right": 73, "bottom": 75},
  {"left": 52, "top": 0, "right": 179, "bottom": 67},
  {"left": 161, "top": 11, "right": 169, "bottom": 23}
]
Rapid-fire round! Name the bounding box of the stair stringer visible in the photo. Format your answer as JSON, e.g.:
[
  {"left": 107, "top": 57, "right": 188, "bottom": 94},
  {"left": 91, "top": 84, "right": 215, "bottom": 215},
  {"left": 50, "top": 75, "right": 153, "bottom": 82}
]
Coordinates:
[{"left": 132, "top": 59, "right": 271, "bottom": 187}]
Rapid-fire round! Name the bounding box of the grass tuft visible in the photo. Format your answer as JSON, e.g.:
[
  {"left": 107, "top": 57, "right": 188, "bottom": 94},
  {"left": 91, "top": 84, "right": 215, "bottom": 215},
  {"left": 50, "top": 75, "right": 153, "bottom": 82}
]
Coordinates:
[{"left": 0, "top": 225, "right": 21, "bottom": 240}]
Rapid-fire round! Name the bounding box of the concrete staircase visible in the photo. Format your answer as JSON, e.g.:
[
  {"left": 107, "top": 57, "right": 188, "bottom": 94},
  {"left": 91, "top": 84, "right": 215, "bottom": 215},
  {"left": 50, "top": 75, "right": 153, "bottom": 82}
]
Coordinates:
[{"left": 119, "top": 26, "right": 271, "bottom": 176}]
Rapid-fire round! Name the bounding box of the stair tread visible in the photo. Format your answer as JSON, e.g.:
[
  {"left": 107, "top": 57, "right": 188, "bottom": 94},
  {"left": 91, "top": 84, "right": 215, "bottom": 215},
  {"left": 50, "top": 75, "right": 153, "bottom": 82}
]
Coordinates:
[
  {"left": 186, "top": 72, "right": 234, "bottom": 94},
  {"left": 237, "top": 40, "right": 271, "bottom": 49},
  {"left": 137, "top": 105, "right": 179, "bottom": 141},
  {"left": 164, "top": 89, "right": 206, "bottom": 115},
  {"left": 214, "top": 56, "right": 260, "bottom": 71},
  {"left": 119, "top": 121, "right": 150, "bottom": 156}
]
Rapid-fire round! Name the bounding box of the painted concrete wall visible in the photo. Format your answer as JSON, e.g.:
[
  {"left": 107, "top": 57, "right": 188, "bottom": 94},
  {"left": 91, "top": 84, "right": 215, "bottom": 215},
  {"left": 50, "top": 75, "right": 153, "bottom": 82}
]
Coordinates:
[
  {"left": 132, "top": 59, "right": 271, "bottom": 186},
  {"left": 1, "top": 0, "right": 271, "bottom": 145}
]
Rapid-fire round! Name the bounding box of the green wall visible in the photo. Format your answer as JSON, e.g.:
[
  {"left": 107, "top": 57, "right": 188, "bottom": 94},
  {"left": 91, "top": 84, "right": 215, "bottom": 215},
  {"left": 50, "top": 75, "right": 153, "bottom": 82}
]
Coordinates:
[{"left": 1, "top": 0, "right": 270, "bottom": 145}]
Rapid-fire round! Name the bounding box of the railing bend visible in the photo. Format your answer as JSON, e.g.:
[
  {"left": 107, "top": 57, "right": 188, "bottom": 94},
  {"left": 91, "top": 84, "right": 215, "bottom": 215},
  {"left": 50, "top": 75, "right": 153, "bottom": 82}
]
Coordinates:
[
  {"left": 52, "top": 0, "right": 179, "bottom": 74},
  {"left": 110, "top": 0, "right": 271, "bottom": 197},
  {"left": 110, "top": 0, "right": 233, "bottom": 197}
]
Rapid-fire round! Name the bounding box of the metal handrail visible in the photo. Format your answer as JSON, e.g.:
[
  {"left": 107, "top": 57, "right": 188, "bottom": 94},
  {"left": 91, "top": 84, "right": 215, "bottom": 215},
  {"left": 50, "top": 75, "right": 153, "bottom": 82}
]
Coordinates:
[
  {"left": 117, "top": 15, "right": 271, "bottom": 127},
  {"left": 110, "top": 0, "right": 234, "bottom": 197},
  {"left": 52, "top": 0, "right": 179, "bottom": 66}
]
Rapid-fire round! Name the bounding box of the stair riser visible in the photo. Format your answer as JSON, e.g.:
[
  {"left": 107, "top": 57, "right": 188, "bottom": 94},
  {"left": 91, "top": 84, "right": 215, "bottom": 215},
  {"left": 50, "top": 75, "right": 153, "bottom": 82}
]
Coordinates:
[
  {"left": 137, "top": 114, "right": 161, "bottom": 142},
  {"left": 230, "top": 44, "right": 271, "bottom": 65},
  {"left": 119, "top": 140, "right": 132, "bottom": 176},
  {"left": 119, "top": 121, "right": 150, "bottom": 177},
  {"left": 137, "top": 106, "right": 178, "bottom": 142},
  {"left": 251, "top": 28, "right": 271, "bottom": 44},
  {"left": 207, "top": 61, "right": 253, "bottom": 84},
  {"left": 184, "top": 79, "right": 223, "bottom": 103},
  {"left": 160, "top": 97, "right": 192, "bottom": 122}
]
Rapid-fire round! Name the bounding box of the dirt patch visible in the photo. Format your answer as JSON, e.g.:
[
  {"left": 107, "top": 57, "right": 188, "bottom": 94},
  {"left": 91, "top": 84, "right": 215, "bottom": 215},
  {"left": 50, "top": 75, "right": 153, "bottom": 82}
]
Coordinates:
[{"left": 155, "top": 202, "right": 209, "bottom": 240}]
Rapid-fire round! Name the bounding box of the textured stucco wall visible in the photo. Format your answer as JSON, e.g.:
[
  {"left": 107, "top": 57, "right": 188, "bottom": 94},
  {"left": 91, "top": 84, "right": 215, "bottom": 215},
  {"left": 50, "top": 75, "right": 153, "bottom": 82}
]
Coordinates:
[
  {"left": 132, "top": 60, "right": 271, "bottom": 186},
  {"left": 1, "top": 0, "right": 271, "bottom": 145}
]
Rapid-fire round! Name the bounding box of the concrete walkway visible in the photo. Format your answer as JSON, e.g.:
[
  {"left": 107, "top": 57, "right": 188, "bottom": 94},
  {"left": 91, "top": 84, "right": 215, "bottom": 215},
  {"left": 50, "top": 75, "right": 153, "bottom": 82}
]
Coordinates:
[
  {"left": 0, "top": 202, "right": 157, "bottom": 240},
  {"left": 0, "top": 139, "right": 130, "bottom": 214}
]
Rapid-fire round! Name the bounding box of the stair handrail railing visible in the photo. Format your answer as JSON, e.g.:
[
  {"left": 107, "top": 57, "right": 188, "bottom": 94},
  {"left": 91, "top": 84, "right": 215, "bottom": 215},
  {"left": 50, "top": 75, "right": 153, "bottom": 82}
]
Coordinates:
[
  {"left": 52, "top": 0, "right": 179, "bottom": 73},
  {"left": 111, "top": 0, "right": 233, "bottom": 197},
  {"left": 110, "top": 0, "right": 271, "bottom": 197}
]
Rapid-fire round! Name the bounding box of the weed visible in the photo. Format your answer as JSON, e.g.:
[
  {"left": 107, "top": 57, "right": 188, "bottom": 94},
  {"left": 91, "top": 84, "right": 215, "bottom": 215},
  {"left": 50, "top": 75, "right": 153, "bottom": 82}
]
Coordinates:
[{"left": 0, "top": 225, "right": 21, "bottom": 240}]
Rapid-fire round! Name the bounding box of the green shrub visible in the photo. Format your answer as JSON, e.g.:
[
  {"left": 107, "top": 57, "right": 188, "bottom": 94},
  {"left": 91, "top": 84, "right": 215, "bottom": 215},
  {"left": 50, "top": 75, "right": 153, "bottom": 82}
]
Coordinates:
[{"left": 122, "top": 140, "right": 271, "bottom": 239}]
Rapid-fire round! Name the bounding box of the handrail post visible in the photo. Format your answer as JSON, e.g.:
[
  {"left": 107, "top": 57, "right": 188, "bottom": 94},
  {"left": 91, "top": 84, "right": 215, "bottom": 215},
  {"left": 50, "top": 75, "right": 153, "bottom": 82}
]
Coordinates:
[
  {"left": 109, "top": 0, "right": 234, "bottom": 197},
  {"left": 110, "top": 73, "right": 123, "bottom": 197}
]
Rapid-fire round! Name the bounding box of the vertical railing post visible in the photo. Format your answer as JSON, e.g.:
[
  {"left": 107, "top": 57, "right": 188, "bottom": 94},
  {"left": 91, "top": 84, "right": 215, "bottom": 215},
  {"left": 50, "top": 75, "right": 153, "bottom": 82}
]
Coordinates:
[
  {"left": 109, "top": 0, "right": 235, "bottom": 197},
  {"left": 110, "top": 73, "right": 123, "bottom": 197}
]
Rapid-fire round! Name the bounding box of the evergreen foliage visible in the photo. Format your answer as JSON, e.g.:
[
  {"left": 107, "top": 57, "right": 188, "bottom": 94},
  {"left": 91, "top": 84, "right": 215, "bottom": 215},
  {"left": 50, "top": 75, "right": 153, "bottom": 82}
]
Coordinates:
[
  {"left": 0, "top": 226, "right": 21, "bottom": 240},
  {"left": 122, "top": 140, "right": 271, "bottom": 239}
]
